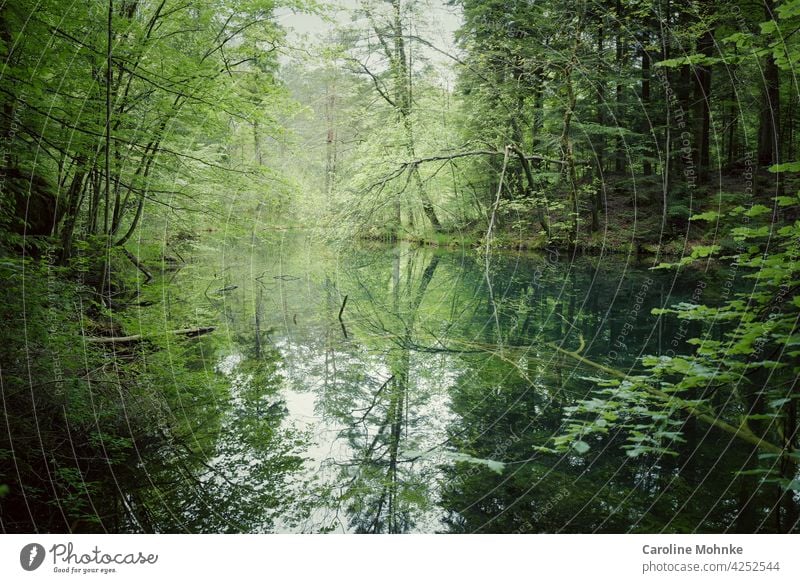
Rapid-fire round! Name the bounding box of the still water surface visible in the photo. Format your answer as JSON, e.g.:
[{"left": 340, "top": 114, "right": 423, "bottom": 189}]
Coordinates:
[{"left": 162, "top": 231, "right": 776, "bottom": 533}]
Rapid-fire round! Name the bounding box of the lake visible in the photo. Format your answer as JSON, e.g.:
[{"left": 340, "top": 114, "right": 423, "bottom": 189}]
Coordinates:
[{"left": 135, "top": 230, "right": 781, "bottom": 533}]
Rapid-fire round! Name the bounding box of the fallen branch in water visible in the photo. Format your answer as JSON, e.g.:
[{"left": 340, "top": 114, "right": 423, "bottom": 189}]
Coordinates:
[{"left": 84, "top": 326, "right": 216, "bottom": 344}]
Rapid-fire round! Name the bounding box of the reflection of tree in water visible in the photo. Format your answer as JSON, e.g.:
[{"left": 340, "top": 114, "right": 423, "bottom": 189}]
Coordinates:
[
  {"left": 132, "top": 274, "right": 313, "bottom": 533},
  {"left": 332, "top": 248, "right": 441, "bottom": 533},
  {"left": 182, "top": 236, "right": 794, "bottom": 533}
]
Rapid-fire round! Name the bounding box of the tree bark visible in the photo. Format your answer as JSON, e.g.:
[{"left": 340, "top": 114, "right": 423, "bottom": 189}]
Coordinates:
[{"left": 391, "top": 0, "right": 441, "bottom": 232}]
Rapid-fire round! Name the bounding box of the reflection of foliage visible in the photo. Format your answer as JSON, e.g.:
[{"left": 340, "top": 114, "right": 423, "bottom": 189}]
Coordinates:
[
  {"left": 338, "top": 372, "right": 433, "bottom": 534},
  {"left": 0, "top": 257, "right": 223, "bottom": 531},
  {"left": 0, "top": 246, "right": 315, "bottom": 532},
  {"left": 143, "top": 232, "right": 799, "bottom": 533},
  {"left": 117, "top": 340, "right": 314, "bottom": 533},
  {"left": 309, "top": 246, "right": 447, "bottom": 532},
  {"left": 172, "top": 348, "right": 310, "bottom": 533}
]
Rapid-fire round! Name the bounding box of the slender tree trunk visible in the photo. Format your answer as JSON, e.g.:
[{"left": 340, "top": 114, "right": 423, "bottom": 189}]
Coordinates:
[
  {"left": 758, "top": 51, "right": 781, "bottom": 170},
  {"left": 390, "top": 0, "right": 441, "bottom": 233},
  {"left": 0, "top": 5, "right": 16, "bottom": 155},
  {"left": 58, "top": 164, "right": 87, "bottom": 263},
  {"left": 103, "top": 0, "right": 113, "bottom": 236},
  {"left": 592, "top": 16, "right": 605, "bottom": 232},
  {"left": 324, "top": 74, "right": 337, "bottom": 198},
  {"left": 89, "top": 168, "right": 101, "bottom": 234},
  {"left": 531, "top": 68, "right": 544, "bottom": 170},
  {"left": 253, "top": 120, "right": 263, "bottom": 166},
  {"left": 511, "top": 145, "right": 550, "bottom": 238},
  {"left": 561, "top": 63, "right": 579, "bottom": 246},
  {"left": 115, "top": 139, "right": 160, "bottom": 247},
  {"left": 693, "top": 26, "right": 713, "bottom": 184},
  {"left": 727, "top": 98, "right": 738, "bottom": 169},
  {"left": 615, "top": 0, "right": 625, "bottom": 173},
  {"left": 640, "top": 34, "right": 653, "bottom": 176},
  {"left": 658, "top": 0, "right": 672, "bottom": 229}
]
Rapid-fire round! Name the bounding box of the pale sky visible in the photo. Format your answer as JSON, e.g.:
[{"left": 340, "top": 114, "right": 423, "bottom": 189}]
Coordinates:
[{"left": 275, "top": 0, "right": 463, "bottom": 68}]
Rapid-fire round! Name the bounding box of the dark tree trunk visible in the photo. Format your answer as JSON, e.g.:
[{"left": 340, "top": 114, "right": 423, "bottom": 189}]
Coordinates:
[
  {"left": 693, "top": 27, "right": 714, "bottom": 184},
  {"left": 57, "top": 160, "right": 88, "bottom": 263},
  {"left": 758, "top": 56, "right": 781, "bottom": 169},
  {"left": 614, "top": 0, "right": 625, "bottom": 173},
  {"left": 593, "top": 15, "right": 605, "bottom": 232},
  {"left": 640, "top": 34, "right": 652, "bottom": 176},
  {"left": 758, "top": 0, "right": 781, "bottom": 177}
]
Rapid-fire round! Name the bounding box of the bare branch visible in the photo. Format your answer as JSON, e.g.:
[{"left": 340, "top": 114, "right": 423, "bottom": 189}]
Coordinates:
[{"left": 348, "top": 59, "right": 396, "bottom": 107}]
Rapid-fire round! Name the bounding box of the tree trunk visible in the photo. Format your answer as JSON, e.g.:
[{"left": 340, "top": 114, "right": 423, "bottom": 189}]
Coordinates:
[
  {"left": 253, "top": 120, "right": 263, "bottom": 166},
  {"left": 324, "top": 74, "right": 337, "bottom": 198},
  {"left": 531, "top": 68, "right": 544, "bottom": 170},
  {"left": 614, "top": 0, "right": 625, "bottom": 173},
  {"left": 758, "top": 56, "right": 781, "bottom": 170},
  {"left": 57, "top": 163, "right": 87, "bottom": 264},
  {"left": 104, "top": 0, "right": 113, "bottom": 235},
  {"left": 640, "top": 34, "right": 653, "bottom": 176},
  {"left": 727, "top": 97, "right": 738, "bottom": 169},
  {"left": 658, "top": 0, "right": 672, "bottom": 228},
  {"left": 592, "top": 16, "right": 605, "bottom": 232},
  {"left": 391, "top": 0, "right": 441, "bottom": 232},
  {"left": 561, "top": 64, "right": 579, "bottom": 246},
  {"left": 693, "top": 26, "right": 713, "bottom": 184},
  {"left": 85, "top": 326, "right": 216, "bottom": 344}
]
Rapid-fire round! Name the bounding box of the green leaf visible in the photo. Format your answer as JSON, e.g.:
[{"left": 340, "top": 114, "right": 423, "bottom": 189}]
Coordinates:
[
  {"left": 690, "top": 245, "right": 721, "bottom": 259},
  {"left": 572, "top": 440, "right": 590, "bottom": 454},
  {"left": 769, "top": 161, "right": 800, "bottom": 173},
  {"left": 689, "top": 211, "right": 719, "bottom": 222},
  {"left": 760, "top": 20, "right": 778, "bottom": 34},
  {"left": 782, "top": 479, "right": 800, "bottom": 492},
  {"left": 655, "top": 54, "right": 723, "bottom": 68},
  {"left": 744, "top": 204, "right": 772, "bottom": 218},
  {"left": 721, "top": 32, "right": 753, "bottom": 49},
  {"left": 776, "top": 196, "right": 799, "bottom": 207}
]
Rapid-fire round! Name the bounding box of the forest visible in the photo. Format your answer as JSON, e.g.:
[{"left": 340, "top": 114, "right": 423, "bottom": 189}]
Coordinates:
[{"left": 0, "top": 0, "right": 799, "bottom": 533}]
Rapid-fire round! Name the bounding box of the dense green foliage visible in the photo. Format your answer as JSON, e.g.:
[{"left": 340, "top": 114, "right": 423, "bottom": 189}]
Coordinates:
[{"left": 285, "top": 0, "right": 798, "bottom": 251}]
